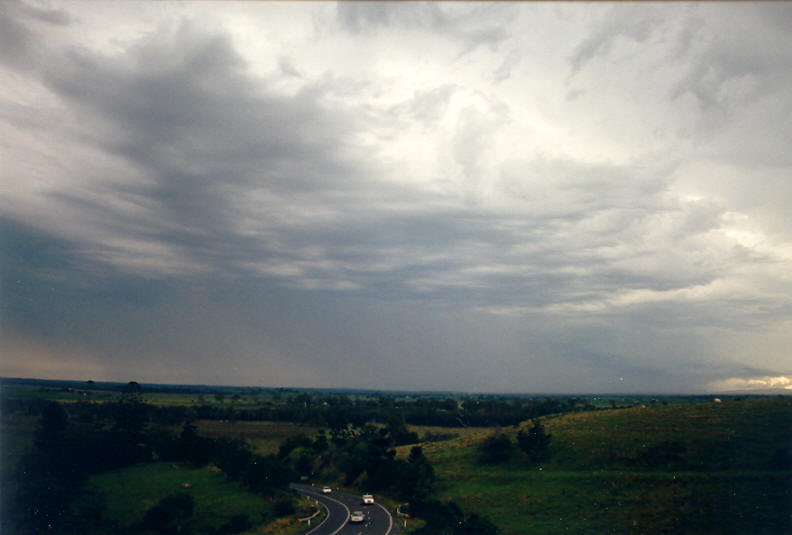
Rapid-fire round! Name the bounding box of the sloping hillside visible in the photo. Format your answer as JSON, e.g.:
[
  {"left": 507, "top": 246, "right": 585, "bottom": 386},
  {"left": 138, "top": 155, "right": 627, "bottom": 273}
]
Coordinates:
[{"left": 418, "top": 397, "right": 792, "bottom": 535}]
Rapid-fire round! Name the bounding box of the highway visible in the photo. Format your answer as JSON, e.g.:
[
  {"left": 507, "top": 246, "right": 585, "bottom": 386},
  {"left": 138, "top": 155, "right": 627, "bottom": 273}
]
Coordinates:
[{"left": 291, "top": 484, "right": 399, "bottom": 535}]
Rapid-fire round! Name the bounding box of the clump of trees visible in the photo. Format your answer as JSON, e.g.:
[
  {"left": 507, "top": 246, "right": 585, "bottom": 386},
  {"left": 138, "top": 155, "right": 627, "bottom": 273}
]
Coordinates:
[
  {"left": 516, "top": 419, "right": 552, "bottom": 463},
  {"left": 478, "top": 432, "right": 514, "bottom": 464},
  {"left": 477, "top": 419, "right": 552, "bottom": 465},
  {"left": 288, "top": 422, "right": 435, "bottom": 503},
  {"left": 142, "top": 493, "right": 194, "bottom": 534}
]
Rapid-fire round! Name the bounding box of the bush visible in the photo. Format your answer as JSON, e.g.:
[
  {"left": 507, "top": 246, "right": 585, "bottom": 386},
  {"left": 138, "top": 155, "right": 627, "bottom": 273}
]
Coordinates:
[
  {"left": 478, "top": 433, "right": 513, "bottom": 464},
  {"left": 215, "top": 513, "right": 251, "bottom": 534},
  {"left": 459, "top": 513, "right": 501, "bottom": 534},
  {"left": 273, "top": 497, "right": 295, "bottom": 517},
  {"left": 142, "top": 492, "right": 194, "bottom": 534},
  {"left": 516, "top": 419, "right": 551, "bottom": 463}
]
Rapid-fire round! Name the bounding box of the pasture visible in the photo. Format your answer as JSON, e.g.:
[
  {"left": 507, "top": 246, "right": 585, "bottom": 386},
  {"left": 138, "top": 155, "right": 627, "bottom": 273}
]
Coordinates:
[
  {"left": 84, "top": 462, "right": 317, "bottom": 534},
  {"left": 194, "top": 420, "right": 321, "bottom": 455},
  {"left": 420, "top": 397, "right": 792, "bottom": 534}
]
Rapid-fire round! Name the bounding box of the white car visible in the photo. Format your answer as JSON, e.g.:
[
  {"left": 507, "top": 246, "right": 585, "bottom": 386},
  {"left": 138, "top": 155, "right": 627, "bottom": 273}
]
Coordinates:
[
  {"left": 350, "top": 511, "right": 365, "bottom": 523},
  {"left": 321, "top": 487, "right": 332, "bottom": 494},
  {"left": 362, "top": 494, "right": 375, "bottom": 505}
]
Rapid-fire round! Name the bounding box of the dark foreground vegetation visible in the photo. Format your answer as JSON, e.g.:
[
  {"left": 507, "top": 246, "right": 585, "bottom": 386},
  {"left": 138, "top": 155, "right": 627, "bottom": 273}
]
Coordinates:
[
  {"left": 1, "top": 383, "right": 298, "bottom": 534},
  {"left": 2, "top": 378, "right": 790, "bottom": 534}
]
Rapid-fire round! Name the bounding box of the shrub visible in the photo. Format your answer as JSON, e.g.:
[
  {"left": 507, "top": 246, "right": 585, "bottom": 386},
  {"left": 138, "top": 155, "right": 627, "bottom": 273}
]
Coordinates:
[{"left": 478, "top": 433, "right": 513, "bottom": 464}]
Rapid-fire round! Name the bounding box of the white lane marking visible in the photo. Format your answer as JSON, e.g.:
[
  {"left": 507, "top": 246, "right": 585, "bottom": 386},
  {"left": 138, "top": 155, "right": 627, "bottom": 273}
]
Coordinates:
[
  {"left": 295, "top": 487, "right": 351, "bottom": 535},
  {"left": 373, "top": 502, "right": 394, "bottom": 535}
]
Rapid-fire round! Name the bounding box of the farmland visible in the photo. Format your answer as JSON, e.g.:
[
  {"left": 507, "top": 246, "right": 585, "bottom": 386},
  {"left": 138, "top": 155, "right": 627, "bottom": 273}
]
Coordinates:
[{"left": 2, "top": 379, "right": 790, "bottom": 534}]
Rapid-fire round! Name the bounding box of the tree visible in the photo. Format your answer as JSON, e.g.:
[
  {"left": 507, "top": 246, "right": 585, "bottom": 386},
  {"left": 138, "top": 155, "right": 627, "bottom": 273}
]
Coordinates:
[
  {"left": 273, "top": 497, "right": 295, "bottom": 517},
  {"left": 123, "top": 380, "right": 142, "bottom": 397},
  {"left": 113, "top": 381, "right": 148, "bottom": 436},
  {"left": 214, "top": 439, "right": 252, "bottom": 480},
  {"left": 401, "top": 446, "right": 435, "bottom": 503},
  {"left": 277, "top": 434, "right": 314, "bottom": 460},
  {"left": 243, "top": 455, "right": 295, "bottom": 494},
  {"left": 478, "top": 432, "right": 513, "bottom": 464},
  {"left": 313, "top": 430, "right": 329, "bottom": 452},
  {"left": 143, "top": 493, "right": 194, "bottom": 534},
  {"left": 516, "top": 419, "right": 551, "bottom": 463},
  {"left": 387, "top": 415, "right": 419, "bottom": 446},
  {"left": 34, "top": 401, "right": 68, "bottom": 450},
  {"left": 178, "top": 421, "right": 211, "bottom": 467}
]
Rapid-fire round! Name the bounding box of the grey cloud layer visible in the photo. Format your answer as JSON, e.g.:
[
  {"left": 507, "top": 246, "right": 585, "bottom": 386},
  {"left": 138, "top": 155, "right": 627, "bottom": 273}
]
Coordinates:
[{"left": 2, "top": 2, "right": 791, "bottom": 391}]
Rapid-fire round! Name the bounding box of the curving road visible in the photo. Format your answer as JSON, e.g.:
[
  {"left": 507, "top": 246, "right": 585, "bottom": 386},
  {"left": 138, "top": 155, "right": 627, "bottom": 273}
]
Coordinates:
[{"left": 291, "top": 484, "right": 399, "bottom": 535}]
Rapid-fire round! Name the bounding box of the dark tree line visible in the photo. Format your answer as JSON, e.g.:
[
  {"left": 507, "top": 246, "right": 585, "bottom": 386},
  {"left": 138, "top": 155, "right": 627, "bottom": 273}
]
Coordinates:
[{"left": 3, "top": 392, "right": 591, "bottom": 429}]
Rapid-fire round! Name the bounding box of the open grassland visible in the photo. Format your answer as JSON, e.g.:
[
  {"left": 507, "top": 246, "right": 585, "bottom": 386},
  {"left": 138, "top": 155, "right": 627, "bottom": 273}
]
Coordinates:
[
  {"left": 422, "top": 397, "right": 792, "bottom": 535},
  {"left": 195, "top": 420, "right": 320, "bottom": 455},
  {"left": 541, "top": 397, "right": 792, "bottom": 470},
  {"left": 434, "top": 467, "right": 790, "bottom": 535},
  {"left": 84, "top": 462, "right": 317, "bottom": 534},
  {"left": 85, "top": 462, "right": 272, "bottom": 530}
]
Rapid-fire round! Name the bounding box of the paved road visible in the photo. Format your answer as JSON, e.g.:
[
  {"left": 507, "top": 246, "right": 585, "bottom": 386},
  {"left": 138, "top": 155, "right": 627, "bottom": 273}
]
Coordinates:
[{"left": 291, "top": 484, "right": 399, "bottom": 535}]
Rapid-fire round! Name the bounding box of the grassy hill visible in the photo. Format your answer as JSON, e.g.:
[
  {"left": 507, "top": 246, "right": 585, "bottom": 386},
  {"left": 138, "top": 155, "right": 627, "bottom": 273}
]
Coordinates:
[{"left": 412, "top": 397, "right": 792, "bottom": 535}]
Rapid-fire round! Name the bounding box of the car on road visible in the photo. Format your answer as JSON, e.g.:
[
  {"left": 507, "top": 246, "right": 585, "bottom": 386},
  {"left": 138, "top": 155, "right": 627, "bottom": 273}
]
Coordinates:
[
  {"left": 362, "top": 494, "right": 375, "bottom": 504},
  {"left": 350, "top": 511, "right": 365, "bottom": 523},
  {"left": 321, "top": 486, "right": 332, "bottom": 494}
]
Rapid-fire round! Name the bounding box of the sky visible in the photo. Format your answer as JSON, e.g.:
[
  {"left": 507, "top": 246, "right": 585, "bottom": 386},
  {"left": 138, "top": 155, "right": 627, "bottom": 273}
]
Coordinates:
[{"left": 2, "top": 1, "right": 791, "bottom": 394}]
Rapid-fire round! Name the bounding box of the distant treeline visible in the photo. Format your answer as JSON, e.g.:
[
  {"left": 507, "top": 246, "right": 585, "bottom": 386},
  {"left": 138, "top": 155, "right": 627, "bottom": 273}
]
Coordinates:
[
  {"left": 0, "top": 377, "right": 466, "bottom": 396},
  {"left": 2, "top": 393, "right": 595, "bottom": 427}
]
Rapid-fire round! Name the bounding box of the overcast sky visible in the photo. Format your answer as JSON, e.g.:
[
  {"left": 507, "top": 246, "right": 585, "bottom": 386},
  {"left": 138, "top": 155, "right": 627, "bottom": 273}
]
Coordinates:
[{"left": 2, "top": 1, "right": 791, "bottom": 393}]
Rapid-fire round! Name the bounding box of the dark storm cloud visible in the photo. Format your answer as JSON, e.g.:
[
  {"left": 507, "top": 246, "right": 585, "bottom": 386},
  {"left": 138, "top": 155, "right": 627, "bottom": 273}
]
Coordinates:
[
  {"left": 5, "top": 16, "right": 715, "bottom": 309},
  {"left": 2, "top": 3, "right": 791, "bottom": 392},
  {"left": 5, "top": 216, "right": 763, "bottom": 392},
  {"left": 44, "top": 24, "right": 356, "bottom": 188},
  {"left": 0, "top": 0, "right": 69, "bottom": 71},
  {"left": 10, "top": 22, "right": 372, "bottom": 282}
]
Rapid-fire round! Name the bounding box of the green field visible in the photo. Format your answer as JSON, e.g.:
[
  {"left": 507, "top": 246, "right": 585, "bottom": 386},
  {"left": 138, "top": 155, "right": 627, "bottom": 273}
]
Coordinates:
[
  {"left": 194, "top": 420, "right": 320, "bottom": 456},
  {"left": 83, "top": 462, "right": 315, "bottom": 534},
  {"left": 416, "top": 398, "right": 792, "bottom": 535},
  {"left": 3, "top": 383, "right": 790, "bottom": 534}
]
